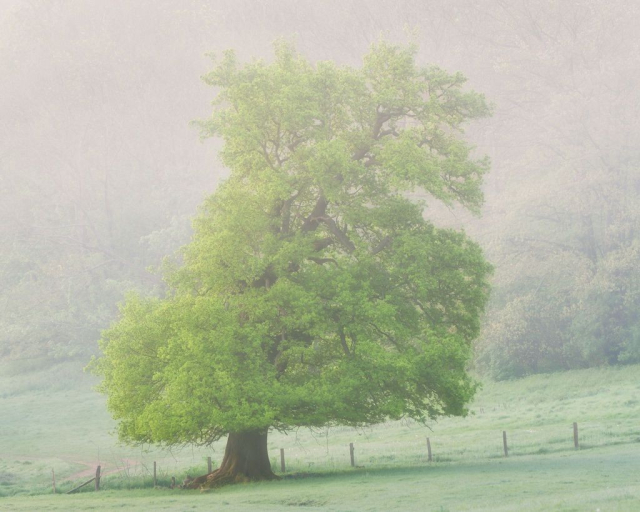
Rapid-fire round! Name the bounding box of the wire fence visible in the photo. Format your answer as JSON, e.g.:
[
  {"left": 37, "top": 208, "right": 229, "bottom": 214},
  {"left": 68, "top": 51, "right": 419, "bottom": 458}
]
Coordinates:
[
  {"left": 31, "top": 420, "right": 640, "bottom": 494},
  {"left": 266, "top": 421, "right": 640, "bottom": 473}
]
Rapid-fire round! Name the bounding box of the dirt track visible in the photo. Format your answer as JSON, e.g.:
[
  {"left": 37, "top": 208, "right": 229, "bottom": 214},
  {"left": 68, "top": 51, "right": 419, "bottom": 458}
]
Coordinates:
[{"left": 1, "top": 454, "right": 142, "bottom": 482}]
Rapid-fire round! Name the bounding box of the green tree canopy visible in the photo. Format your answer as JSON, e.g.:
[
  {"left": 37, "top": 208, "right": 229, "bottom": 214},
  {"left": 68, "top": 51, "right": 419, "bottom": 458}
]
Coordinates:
[{"left": 91, "top": 41, "right": 492, "bottom": 486}]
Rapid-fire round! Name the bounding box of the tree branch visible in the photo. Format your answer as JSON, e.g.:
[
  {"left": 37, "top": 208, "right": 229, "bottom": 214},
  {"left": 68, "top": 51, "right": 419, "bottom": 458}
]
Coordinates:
[
  {"left": 368, "top": 322, "right": 400, "bottom": 349},
  {"left": 339, "top": 327, "right": 351, "bottom": 356},
  {"left": 279, "top": 191, "right": 300, "bottom": 234},
  {"left": 319, "top": 215, "right": 356, "bottom": 253},
  {"left": 372, "top": 111, "right": 392, "bottom": 139},
  {"left": 307, "top": 256, "right": 339, "bottom": 267},
  {"left": 377, "top": 128, "right": 398, "bottom": 138},
  {"left": 313, "top": 237, "right": 334, "bottom": 251},
  {"left": 371, "top": 236, "right": 393, "bottom": 255},
  {"left": 301, "top": 195, "right": 329, "bottom": 232}
]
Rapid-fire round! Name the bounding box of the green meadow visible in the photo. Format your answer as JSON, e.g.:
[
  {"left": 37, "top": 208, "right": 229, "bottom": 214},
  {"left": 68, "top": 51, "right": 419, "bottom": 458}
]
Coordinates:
[{"left": 1, "top": 360, "right": 639, "bottom": 510}]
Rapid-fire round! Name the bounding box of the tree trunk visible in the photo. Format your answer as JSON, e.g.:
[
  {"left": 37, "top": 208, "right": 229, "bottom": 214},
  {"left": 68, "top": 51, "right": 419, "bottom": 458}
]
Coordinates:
[{"left": 187, "top": 430, "right": 278, "bottom": 489}]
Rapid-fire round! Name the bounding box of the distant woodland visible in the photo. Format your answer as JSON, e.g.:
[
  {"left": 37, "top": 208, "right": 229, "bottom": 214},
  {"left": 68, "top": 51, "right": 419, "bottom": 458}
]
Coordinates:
[{"left": 1, "top": 0, "right": 638, "bottom": 379}]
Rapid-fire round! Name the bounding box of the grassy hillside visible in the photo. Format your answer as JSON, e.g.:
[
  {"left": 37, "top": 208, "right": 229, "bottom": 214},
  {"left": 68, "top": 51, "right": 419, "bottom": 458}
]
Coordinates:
[{"left": 1, "top": 361, "right": 639, "bottom": 510}]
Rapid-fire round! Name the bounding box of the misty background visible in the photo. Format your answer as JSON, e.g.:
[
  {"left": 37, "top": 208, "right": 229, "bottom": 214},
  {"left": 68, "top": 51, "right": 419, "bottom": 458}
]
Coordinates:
[{"left": 2, "top": 0, "right": 639, "bottom": 380}]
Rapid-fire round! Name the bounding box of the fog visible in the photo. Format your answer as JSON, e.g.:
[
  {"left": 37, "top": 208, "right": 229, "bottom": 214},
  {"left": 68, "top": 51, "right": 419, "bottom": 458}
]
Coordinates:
[
  {"left": 1, "top": 1, "right": 639, "bottom": 505},
  {"left": 2, "top": 0, "right": 638, "bottom": 376}
]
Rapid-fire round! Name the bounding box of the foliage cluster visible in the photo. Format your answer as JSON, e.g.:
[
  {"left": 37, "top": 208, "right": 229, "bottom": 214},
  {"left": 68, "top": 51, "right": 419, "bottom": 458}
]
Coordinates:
[{"left": 92, "top": 41, "right": 491, "bottom": 444}]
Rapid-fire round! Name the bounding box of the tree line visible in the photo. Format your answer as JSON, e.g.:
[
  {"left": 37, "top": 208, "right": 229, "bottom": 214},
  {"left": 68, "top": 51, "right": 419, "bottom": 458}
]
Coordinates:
[{"left": 1, "top": 0, "right": 638, "bottom": 379}]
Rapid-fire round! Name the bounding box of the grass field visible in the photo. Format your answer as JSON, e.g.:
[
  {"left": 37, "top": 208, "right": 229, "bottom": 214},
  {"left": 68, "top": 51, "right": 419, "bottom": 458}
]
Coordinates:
[{"left": 1, "top": 360, "right": 639, "bottom": 510}]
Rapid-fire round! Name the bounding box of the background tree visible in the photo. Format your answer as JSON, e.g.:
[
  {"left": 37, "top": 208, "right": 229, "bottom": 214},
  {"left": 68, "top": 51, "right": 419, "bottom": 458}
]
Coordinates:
[
  {"left": 91, "top": 41, "right": 492, "bottom": 487},
  {"left": 4, "top": 0, "right": 637, "bottom": 381},
  {"left": 465, "top": 0, "right": 640, "bottom": 377}
]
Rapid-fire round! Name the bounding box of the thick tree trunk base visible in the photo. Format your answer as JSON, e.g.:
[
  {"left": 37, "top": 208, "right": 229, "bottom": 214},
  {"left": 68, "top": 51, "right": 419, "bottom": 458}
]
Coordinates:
[{"left": 186, "top": 430, "right": 279, "bottom": 490}]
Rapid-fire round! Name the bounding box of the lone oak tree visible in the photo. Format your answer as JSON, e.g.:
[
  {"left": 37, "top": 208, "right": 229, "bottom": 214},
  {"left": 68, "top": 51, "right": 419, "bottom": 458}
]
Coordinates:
[{"left": 91, "top": 41, "right": 492, "bottom": 488}]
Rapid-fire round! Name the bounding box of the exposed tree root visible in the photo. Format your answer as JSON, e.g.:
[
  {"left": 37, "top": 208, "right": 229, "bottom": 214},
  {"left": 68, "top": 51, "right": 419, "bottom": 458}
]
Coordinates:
[
  {"left": 185, "top": 430, "right": 279, "bottom": 490},
  {"left": 186, "top": 467, "right": 280, "bottom": 490}
]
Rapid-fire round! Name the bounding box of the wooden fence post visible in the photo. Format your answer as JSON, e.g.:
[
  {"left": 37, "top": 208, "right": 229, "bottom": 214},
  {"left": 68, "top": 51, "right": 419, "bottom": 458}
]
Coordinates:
[
  {"left": 52, "top": 469, "right": 56, "bottom": 494},
  {"left": 95, "top": 465, "right": 101, "bottom": 491},
  {"left": 207, "top": 456, "right": 212, "bottom": 474},
  {"left": 280, "top": 448, "right": 286, "bottom": 473},
  {"left": 426, "top": 437, "right": 432, "bottom": 462},
  {"left": 153, "top": 461, "right": 157, "bottom": 487},
  {"left": 171, "top": 476, "right": 176, "bottom": 489},
  {"left": 349, "top": 443, "right": 355, "bottom": 467},
  {"left": 573, "top": 422, "right": 579, "bottom": 449},
  {"left": 503, "top": 431, "right": 508, "bottom": 457}
]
